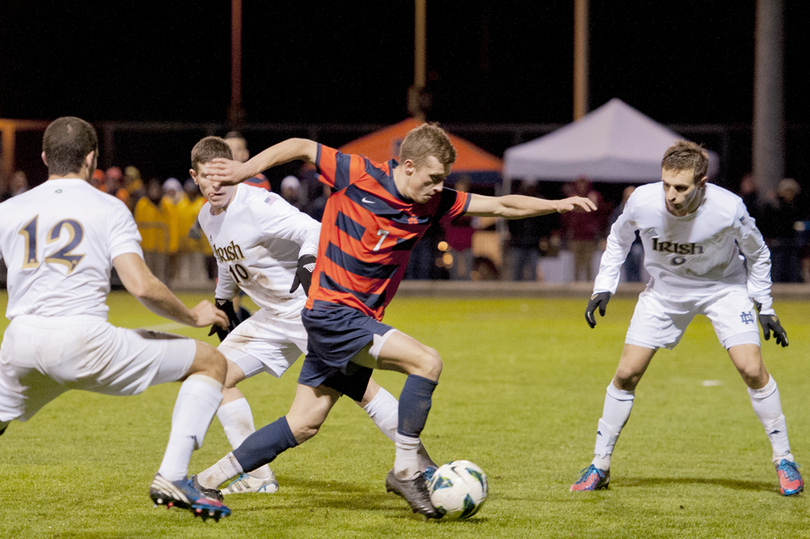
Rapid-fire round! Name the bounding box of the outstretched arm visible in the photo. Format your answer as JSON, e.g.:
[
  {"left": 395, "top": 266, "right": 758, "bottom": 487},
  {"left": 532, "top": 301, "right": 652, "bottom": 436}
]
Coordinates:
[
  {"left": 113, "top": 252, "right": 228, "bottom": 328},
  {"left": 203, "top": 138, "right": 319, "bottom": 185},
  {"left": 464, "top": 193, "right": 596, "bottom": 218}
]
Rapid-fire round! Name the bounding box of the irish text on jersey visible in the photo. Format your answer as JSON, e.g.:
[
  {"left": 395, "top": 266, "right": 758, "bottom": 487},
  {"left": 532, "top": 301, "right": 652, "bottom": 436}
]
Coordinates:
[
  {"left": 651, "top": 238, "right": 704, "bottom": 256},
  {"left": 213, "top": 240, "right": 245, "bottom": 263}
]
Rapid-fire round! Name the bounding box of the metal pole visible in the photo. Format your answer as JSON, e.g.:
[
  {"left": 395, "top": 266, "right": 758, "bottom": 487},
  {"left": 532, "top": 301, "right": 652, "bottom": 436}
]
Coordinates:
[
  {"left": 573, "top": 0, "right": 589, "bottom": 120},
  {"left": 752, "top": 0, "right": 784, "bottom": 195},
  {"left": 409, "top": 0, "right": 427, "bottom": 120},
  {"left": 229, "top": 0, "right": 245, "bottom": 127}
]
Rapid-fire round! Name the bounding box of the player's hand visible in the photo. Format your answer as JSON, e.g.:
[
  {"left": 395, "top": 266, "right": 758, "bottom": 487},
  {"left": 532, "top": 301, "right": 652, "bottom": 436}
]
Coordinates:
[
  {"left": 189, "top": 300, "right": 228, "bottom": 330},
  {"left": 201, "top": 158, "right": 251, "bottom": 185},
  {"left": 290, "top": 254, "right": 317, "bottom": 295},
  {"left": 206, "top": 298, "right": 240, "bottom": 342},
  {"left": 754, "top": 301, "right": 789, "bottom": 347},
  {"left": 585, "top": 291, "right": 611, "bottom": 328},
  {"left": 556, "top": 196, "right": 597, "bottom": 214}
]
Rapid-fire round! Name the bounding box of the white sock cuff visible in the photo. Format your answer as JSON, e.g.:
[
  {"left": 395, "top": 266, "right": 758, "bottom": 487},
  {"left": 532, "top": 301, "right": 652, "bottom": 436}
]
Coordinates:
[
  {"left": 748, "top": 376, "right": 777, "bottom": 400},
  {"left": 187, "top": 374, "right": 224, "bottom": 392},
  {"left": 181, "top": 376, "right": 224, "bottom": 406},
  {"left": 395, "top": 432, "right": 421, "bottom": 449},
  {"left": 607, "top": 382, "right": 635, "bottom": 401}
]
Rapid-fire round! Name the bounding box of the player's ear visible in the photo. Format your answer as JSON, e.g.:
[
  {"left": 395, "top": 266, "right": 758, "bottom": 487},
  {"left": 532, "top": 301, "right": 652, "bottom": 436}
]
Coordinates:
[
  {"left": 697, "top": 176, "right": 708, "bottom": 189},
  {"left": 189, "top": 168, "right": 198, "bottom": 184},
  {"left": 403, "top": 159, "right": 416, "bottom": 175},
  {"left": 83, "top": 151, "right": 96, "bottom": 171},
  {"left": 41, "top": 151, "right": 48, "bottom": 166}
]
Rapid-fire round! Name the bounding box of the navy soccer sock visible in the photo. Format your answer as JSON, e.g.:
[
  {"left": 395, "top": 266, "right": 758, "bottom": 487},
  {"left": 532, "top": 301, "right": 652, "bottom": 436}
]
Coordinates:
[
  {"left": 233, "top": 416, "right": 298, "bottom": 473},
  {"left": 397, "top": 374, "right": 438, "bottom": 437}
]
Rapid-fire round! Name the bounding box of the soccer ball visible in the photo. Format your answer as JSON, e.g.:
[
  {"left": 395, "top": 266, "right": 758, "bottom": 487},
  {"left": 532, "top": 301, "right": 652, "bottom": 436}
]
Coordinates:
[{"left": 428, "top": 460, "right": 488, "bottom": 519}]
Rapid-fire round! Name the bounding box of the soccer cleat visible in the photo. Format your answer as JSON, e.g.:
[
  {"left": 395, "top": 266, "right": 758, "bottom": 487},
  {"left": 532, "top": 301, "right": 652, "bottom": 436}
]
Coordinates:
[
  {"left": 570, "top": 464, "right": 610, "bottom": 491},
  {"left": 191, "top": 475, "right": 224, "bottom": 502},
  {"left": 385, "top": 469, "right": 441, "bottom": 519},
  {"left": 776, "top": 459, "right": 804, "bottom": 496},
  {"left": 423, "top": 465, "right": 437, "bottom": 484},
  {"left": 150, "top": 474, "right": 231, "bottom": 522},
  {"left": 221, "top": 472, "right": 280, "bottom": 495}
]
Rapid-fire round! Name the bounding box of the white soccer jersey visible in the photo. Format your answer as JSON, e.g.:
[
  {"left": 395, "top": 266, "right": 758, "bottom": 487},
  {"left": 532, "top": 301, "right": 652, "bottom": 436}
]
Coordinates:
[
  {"left": 197, "top": 184, "right": 321, "bottom": 318},
  {"left": 0, "top": 179, "right": 142, "bottom": 320},
  {"left": 594, "top": 182, "right": 775, "bottom": 313}
]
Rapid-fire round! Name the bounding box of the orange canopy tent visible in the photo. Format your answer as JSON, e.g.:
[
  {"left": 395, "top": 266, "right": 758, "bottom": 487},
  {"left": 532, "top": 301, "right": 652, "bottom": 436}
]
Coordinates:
[{"left": 338, "top": 118, "right": 503, "bottom": 186}]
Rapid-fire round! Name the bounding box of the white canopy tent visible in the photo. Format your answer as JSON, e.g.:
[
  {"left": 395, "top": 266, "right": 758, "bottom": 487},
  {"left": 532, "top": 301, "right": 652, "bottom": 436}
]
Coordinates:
[{"left": 503, "top": 98, "right": 719, "bottom": 184}]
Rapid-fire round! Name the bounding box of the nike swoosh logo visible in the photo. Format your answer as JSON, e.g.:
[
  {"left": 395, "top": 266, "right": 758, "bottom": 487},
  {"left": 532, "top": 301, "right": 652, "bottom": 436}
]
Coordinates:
[{"left": 361, "top": 197, "right": 374, "bottom": 204}]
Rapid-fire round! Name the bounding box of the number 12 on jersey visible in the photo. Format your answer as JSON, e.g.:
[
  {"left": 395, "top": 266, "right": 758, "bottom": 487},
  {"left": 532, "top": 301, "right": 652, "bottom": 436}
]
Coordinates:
[{"left": 18, "top": 216, "right": 86, "bottom": 274}]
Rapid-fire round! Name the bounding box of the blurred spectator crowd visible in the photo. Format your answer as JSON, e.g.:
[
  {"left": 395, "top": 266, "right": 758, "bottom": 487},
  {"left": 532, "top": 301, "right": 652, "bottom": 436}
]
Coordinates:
[{"left": 1, "top": 138, "right": 808, "bottom": 285}]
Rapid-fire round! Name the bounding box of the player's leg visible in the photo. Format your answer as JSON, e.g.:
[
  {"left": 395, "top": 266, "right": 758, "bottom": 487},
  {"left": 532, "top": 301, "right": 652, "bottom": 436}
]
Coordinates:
[
  {"left": 372, "top": 329, "right": 442, "bottom": 518},
  {"left": 214, "top": 359, "right": 279, "bottom": 494},
  {"left": 353, "top": 376, "right": 437, "bottom": 475},
  {"left": 571, "top": 344, "right": 656, "bottom": 491},
  {"left": 727, "top": 343, "right": 802, "bottom": 495},
  {"left": 573, "top": 290, "right": 688, "bottom": 492},
  {"left": 708, "top": 288, "right": 802, "bottom": 495},
  {"left": 216, "top": 313, "right": 303, "bottom": 493},
  {"left": 196, "top": 382, "right": 340, "bottom": 492},
  {"left": 374, "top": 330, "right": 441, "bottom": 479},
  {"left": 155, "top": 340, "right": 226, "bottom": 482}
]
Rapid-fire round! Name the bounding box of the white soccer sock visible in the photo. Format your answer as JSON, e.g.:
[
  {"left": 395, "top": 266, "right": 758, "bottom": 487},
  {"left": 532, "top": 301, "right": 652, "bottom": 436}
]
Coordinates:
[
  {"left": 363, "top": 388, "right": 436, "bottom": 470},
  {"left": 363, "top": 387, "right": 398, "bottom": 442},
  {"left": 748, "top": 376, "right": 793, "bottom": 463},
  {"left": 592, "top": 382, "right": 635, "bottom": 471},
  {"left": 197, "top": 452, "right": 244, "bottom": 490},
  {"left": 158, "top": 375, "right": 223, "bottom": 481},
  {"left": 394, "top": 433, "right": 421, "bottom": 479},
  {"left": 217, "top": 398, "right": 272, "bottom": 479}
]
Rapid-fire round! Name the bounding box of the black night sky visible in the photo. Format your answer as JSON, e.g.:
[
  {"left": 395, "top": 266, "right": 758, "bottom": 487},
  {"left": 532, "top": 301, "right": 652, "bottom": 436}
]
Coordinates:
[{"left": 1, "top": 1, "right": 809, "bottom": 186}]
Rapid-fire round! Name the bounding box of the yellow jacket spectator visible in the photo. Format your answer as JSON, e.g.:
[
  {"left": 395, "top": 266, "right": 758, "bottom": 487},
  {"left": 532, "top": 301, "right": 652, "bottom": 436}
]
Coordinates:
[
  {"left": 134, "top": 179, "right": 178, "bottom": 254},
  {"left": 177, "top": 179, "right": 210, "bottom": 254}
]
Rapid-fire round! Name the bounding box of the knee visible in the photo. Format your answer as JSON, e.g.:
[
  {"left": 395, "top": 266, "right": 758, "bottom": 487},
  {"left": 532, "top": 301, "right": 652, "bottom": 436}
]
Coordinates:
[
  {"left": 288, "top": 415, "right": 325, "bottom": 444},
  {"left": 189, "top": 341, "right": 228, "bottom": 384},
  {"left": 740, "top": 364, "right": 768, "bottom": 389},
  {"left": 416, "top": 346, "right": 443, "bottom": 381},
  {"left": 613, "top": 368, "right": 641, "bottom": 392}
]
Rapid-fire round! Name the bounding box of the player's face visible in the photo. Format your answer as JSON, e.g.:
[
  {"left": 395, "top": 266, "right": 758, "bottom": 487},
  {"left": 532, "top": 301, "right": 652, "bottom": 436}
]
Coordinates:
[
  {"left": 662, "top": 168, "right": 706, "bottom": 216},
  {"left": 190, "top": 164, "right": 234, "bottom": 213},
  {"left": 406, "top": 155, "right": 448, "bottom": 204}
]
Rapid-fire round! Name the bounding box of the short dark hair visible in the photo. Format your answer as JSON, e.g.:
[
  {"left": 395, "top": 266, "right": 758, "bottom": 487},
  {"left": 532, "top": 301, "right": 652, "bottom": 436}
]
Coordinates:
[
  {"left": 191, "top": 136, "right": 233, "bottom": 172},
  {"left": 399, "top": 122, "right": 457, "bottom": 170},
  {"left": 42, "top": 116, "right": 98, "bottom": 177},
  {"left": 661, "top": 140, "right": 709, "bottom": 183}
]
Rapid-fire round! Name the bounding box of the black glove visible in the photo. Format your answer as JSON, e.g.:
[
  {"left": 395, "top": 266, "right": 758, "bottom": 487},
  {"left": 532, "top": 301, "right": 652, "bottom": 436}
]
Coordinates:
[
  {"left": 290, "top": 254, "right": 317, "bottom": 295},
  {"left": 585, "top": 292, "right": 611, "bottom": 329},
  {"left": 754, "top": 301, "right": 789, "bottom": 347},
  {"left": 208, "top": 298, "right": 240, "bottom": 342}
]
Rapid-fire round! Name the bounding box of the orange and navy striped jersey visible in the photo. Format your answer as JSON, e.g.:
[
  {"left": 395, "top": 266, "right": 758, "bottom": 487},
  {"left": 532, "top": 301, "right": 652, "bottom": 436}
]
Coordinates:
[
  {"left": 244, "top": 172, "right": 271, "bottom": 191},
  {"left": 306, "top": 144, "right": 470, "bottom": 320}
]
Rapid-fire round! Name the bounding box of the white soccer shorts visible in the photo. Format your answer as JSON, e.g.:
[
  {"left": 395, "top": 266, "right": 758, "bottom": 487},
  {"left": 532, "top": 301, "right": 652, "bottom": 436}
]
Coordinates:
[
  {"left": 0, "top": 315, "right": 196, "bottom": 422},
  {"left": 625, "top": 286, "right": 761, "bottom": 350},
  {"left": 218, "top": 308, "right": 307, "bottom": 379}
]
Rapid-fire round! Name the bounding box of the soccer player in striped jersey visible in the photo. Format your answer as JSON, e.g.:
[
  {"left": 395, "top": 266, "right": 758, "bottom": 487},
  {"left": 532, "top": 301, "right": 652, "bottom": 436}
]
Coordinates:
[
  {"left": 189, "top": 136, "right": 434, "bottom": 495},
  {"left": 194, "top": 123, "right": 596, "bottom": 518},
  {"left": 572, "top": 140, "right": 802, "bottom": 496}
]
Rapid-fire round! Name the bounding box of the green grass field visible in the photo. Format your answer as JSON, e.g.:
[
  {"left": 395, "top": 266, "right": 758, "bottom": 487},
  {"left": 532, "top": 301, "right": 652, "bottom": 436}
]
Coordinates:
[{"left": 1, "top": 291, "right": 808, "bottom": 538}]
